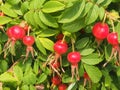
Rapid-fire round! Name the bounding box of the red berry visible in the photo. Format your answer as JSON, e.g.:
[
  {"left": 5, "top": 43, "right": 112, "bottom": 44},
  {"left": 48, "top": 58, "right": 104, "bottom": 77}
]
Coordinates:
[
  {"left": 67, "top": 52, "right": 81, "bottom": 65},
  {"left": 56, "top": 33, "right": 64, "bottom": 40},
  {"left": 51, "top": 75, "right": 61, "bottom": 86},
  {"left": 54, "top": 40, "right": 68, "bottom": 55},
  {"left": 58, "top": 84, "right": 67, "bottom": 90},
  {"left": 23, "top": 36, "right": 35, "bottom": 46},
  {"left": 6, "top": 25, "right": 25, "bottom": 41},
  {"left": 51, "top": 61, "right": 60, "bottom": 69},
  {"left": 92, "top": 22, "right": 109, "bottom": 40},
  {"left": 107, "top": 32, "right": 119, "bottom": 46},
  {"left": 84, "top": 72, "right": 90, "bottom": 80}
]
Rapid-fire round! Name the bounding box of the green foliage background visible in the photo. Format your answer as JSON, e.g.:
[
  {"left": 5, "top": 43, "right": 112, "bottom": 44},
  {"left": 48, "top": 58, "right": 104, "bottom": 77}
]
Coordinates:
[{"left": 0, "top": 0, "right": 120, "bottom": 90}]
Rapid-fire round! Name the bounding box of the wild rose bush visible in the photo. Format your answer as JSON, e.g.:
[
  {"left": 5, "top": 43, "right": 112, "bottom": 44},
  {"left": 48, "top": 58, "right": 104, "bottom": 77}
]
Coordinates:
[{"left": 0, "top": 0, "right": 120, "bottom": 90}]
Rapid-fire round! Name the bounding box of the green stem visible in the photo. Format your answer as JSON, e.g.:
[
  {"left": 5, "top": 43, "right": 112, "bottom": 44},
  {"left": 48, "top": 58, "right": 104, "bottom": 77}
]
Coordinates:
[
  {"left": 102, "top": 13, "right": 107, "bottom": 23},
  {"left": 71, "top": 38, "right": 75, "bottom": 52},
  {"left": 110, "top": 19, "right": 115, "bottom": 32}
]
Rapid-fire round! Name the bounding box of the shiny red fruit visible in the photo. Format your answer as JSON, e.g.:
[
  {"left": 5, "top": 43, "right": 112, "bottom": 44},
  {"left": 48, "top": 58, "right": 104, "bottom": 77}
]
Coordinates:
[
  {"left": 51, "top": 75, "right": 61, "bottom": 86},
  {"left": 67, "top": 52, "right": 81, "bottom": 65},
  {"left": 6, "top": 25, "right": 26, "bottom": 41},
  {"left": 54, "top": 40, "right": 68, "bottom": 55},
  {"left": 107, "top": 32, "right": 119, "bottom": 46},
  {"left": 58, "top": 84, "right": 67, "bottom": 90},
  {"left": 23, "top": 36, "right": 35, "bottom": 46},
  {"left": 84, "top": 72, "right": 90, "bottom": 80},
  {"left": 92, "top": 22, "right": 109, "bottom": 40}
]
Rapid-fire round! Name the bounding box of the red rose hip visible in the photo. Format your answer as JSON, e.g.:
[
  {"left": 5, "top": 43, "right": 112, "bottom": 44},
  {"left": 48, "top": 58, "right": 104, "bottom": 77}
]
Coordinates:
[
  {"left": 54, "top": 40, "right": 68, "bottom": 55},
  {"left": 23, "top": 36, "right": 35, "bottom": 46},
  {"left": 51, "top": 75, "right": 61, "bottom": 86},
  {"left": 67, "top": 52, "right": 81, "bottom": 65},
  {"left": 92, "top": 22, "right": 109, "bottom": 40},
  {"left": 107, "top": 32, "right": 119, "bottom": 46},
  {"left": 58, "top": 84, "right": 67, "bottom": 90}
]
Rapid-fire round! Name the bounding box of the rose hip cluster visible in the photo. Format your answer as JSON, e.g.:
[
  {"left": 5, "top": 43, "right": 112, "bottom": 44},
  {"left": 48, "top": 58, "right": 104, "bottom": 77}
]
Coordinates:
[
  {"left": 92, "top": 22, "right": 120, "bottom": 66},
  {"left": 51, "top": 75, "right": 67, "bottom": 90},
  {"left": 3, "top": 23, "right": 35, "bottom": 59}
]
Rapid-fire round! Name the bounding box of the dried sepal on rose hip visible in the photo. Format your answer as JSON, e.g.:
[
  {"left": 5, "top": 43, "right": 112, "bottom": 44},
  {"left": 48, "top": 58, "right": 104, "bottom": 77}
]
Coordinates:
[
  {"left": 67, "top": 51, "right": 81, "bottom": 80},
  {"left": 22, "top": 35, "right": 35, "bottom": 60},
  {"left": 103, "top": 32, "right": 120, "bottom": 67},
  {"left": 92, "top": 22, "right": 109, "bottom": 46},
  {"left": 83, "top": 72, "right": 91, "bottom": 88},
  {"left": 3, "top": 25, "right": 26, "bottom": 58},
  {"left": 44, "top": 38, "right": 68, "bottom": 76}
]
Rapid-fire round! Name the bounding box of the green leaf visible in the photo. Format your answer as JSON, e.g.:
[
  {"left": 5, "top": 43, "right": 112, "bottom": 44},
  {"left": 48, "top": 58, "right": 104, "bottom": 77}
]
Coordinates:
[
  {"left": 23, "top": 71, "right": 37, "bottom": 85},
  {"left": 39, "top": 38, "right": 54, "bottom": 52},
  {"left": 59, "top": 0, "right": 85, "bottom": 23},
  {"left": 67, "top": 82, "right": 77, "bottom": 90},
  {"left": 96, "top": 0, "right": 104, "bottom": 5},
  {"left": 62, "top": 18, "right": 85, "bottom": 33},
  {"left": 29, "top": 85, "right": 36, "bottom": 90},
  {"left": 38, "top": 29, "right": 58, "bottom": 37},
  {"left": 42, "top": 1, "right": 65, "bottom": 13},
  {"left": 116, "top": 23, "right": 120, "bottom": 42},
  {"left": 24, "top": 11, "right": 38, "bottom": 27},
  {"left": 37, "top": 73, "right": 47, "bottom": 84},
  {"left": 33, "top": 60, "right": 39, "bottom": 75},
  {"left": 39, "top": 11, "right": 58, "bottom": 28},
  {"left": 0, "top": 60, "right": 8, "bottom": 72},
  {"left": 100, "top": 0, "right": 112, "bottom": 7},
  {"left": 104, "top": 44, "right": 112, "bottom": 60},
  {"left": 0, "top": 3, "right": 18, "bottom": 17},
  {"left": 75, "top": 37, "right": 89, "bottom": 49},
  {"left": 39, "top": 62, "right": 51, "bottom": 75},
  {"left": 33, "top": 12, "right": 47, "bottom": 29},
  {"left": 98, "top": 7, "right": 105, "bottom": 20},
  {"left": 21, "top": 1, "right": 29, "bottom": 14},
  {"left": 102, "top": 70, "right": 112, "bottom": 87},
  {"left": 117, "top": 67, "right": 120, "bottom": 76},
  {"left": 0, "top": 72, "right": 18, "bottom": 82},
  {"left": 80, "top": 48, "right": 95, "bottom": 56},
  {"left": 29, "top": 0, "right": 45, "bottom": 10},
  {"left": 62, "top": 75, "right": 75, "bottom": 83},
  {"left": 85, "top": 4, "right": 99, "bottom": 25},
  {"left": 35, "top": 38, "right": 47, "bottom": 55},
  {"left": 84, "top": 64, "right": 102, "bottom": 83},
  {"left": 21, "top": 85, "right": 29, "bottom": 90},
  {"left": 13, "top": 65, "right": 23, "bottom": 81},
  {"left": 6, "top": 0, "right": 20, "bottom": 5},
  {"left": 82, "top": 53, "right": 103, "bottom": 65},
  {"left": 82, "top": 2, "right": 93, "bottom": 17}
]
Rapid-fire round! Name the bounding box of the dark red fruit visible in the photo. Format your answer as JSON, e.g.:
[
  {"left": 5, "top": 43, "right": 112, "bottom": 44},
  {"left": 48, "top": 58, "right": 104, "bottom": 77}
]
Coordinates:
[
  {"left": 51, "top": 75, "right": 61, "bottom": 86},
  {"left": 23, "top": 24, "right": 29, "bottom": 32},
  {"left": 107, "top": 32, "right": 119, "bottom": 46},
  {"left": 56, "top": 33, "right": 64, "bottom": 40},
  {"left": 58, "top": 84, "right": 67, "bottom": 90},
  {"left": 51, "top": 61, "right": 60, "bottom": 69},
  {"left": 6, "top": 25, "right": 25, "bottom": 41},
  {"left": 84, "top": 72, "right": 90, "bottom": 80},
  {"left": 67, "top": 52, "right": 81, "bottom": 65},
  {"left": 23, "top": 36, "right": 35, "bottom": 46},
  {"left": 92, "top": 22, "right": 109, "bottom": 40},
  {"left": 54, "top": 40, "right": 68, "bottom": 55}
]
